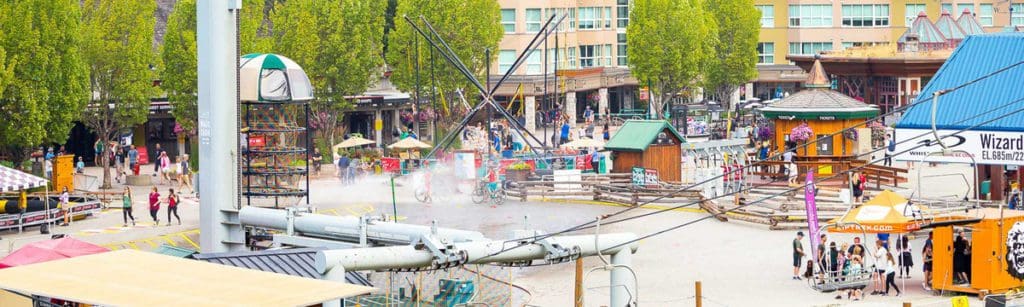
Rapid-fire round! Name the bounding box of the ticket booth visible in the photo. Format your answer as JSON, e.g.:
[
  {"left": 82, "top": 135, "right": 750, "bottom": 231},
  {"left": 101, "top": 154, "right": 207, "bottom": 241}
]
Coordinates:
[{"left": 931, "top": 208, "right": 1024, "bottom": 296}]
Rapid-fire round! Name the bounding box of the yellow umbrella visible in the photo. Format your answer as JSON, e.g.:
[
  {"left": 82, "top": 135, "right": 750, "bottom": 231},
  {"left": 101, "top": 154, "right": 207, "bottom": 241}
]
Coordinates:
[
  {"left": 560, "top": 137, "right": 605, "bottom": 149},
  {"left": 828, "top": 190, "right": 927, "bottom": 233},
  {"left": 333, "top": 137, "right": 375, "bottom": 152},
  {"left": 388, "top": 137, "right": 432, "bottom": 149}
]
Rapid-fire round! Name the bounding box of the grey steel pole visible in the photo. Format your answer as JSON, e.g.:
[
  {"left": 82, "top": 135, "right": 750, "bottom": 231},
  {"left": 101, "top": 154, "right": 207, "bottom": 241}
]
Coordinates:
[
  {"left": 197, "top": 0, "right": 242, "bottom": 252},
  {"left": 485, "top": 48, "right": 493, "bottom": 157}
]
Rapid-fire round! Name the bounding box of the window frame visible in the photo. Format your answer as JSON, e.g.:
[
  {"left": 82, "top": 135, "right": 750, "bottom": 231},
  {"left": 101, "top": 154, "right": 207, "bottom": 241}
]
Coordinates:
[
  {"left": 501, "top": 9, "right": 516, "bottom": 33},
  {"left": 789, "top": 5, "right": 833, "bottom": 28},
  {"left": 1013, "top": 4, "right": 1024, "bottom": 26},
  {"left": 579, "top": 45, "right": 596, "bottom": 68},
  {"left": 498, "top": 49, "right": 516, "bottom": 74},
  {"left": 979, "top": 4, "right": 994, "bottom": 26},
  {"left": 841, "top": 4, "right": 889, "bottom": 28},
  {"left": 617, "top": 0, "right": 630, "bottom": 28},
  {"left": 525, "top": 8, "right": 542, "bottom": 33},
  {"left": 941, "top": 3, "right": 954, "bottom": 14},
  {"left": 757, "top": 42, "right": 774, "bottom": 65},
  {"left": 756, "top": 5, "right": 774, "bottom": 28},
  {"left": 617, "top": 33, "right": 628, "bottom": 67},
  {"left": 525, "top": 50, "right": 542, "bottom": 74},
  {"left": 789, "top": 42, "right": 834, "bottom": 55},
  {"left": 905, "top": 4, "right": 926, "bottom": 26},
  {"left": 578, "top": 7, "right": 597, "bottom": 30}
]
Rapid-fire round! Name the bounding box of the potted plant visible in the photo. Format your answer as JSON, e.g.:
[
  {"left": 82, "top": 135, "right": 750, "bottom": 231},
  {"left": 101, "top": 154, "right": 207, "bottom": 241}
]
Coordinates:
[
  {"left": 790, "top": 122, "right": 814, "bottom": 155},
  {"left": 505, "top": 162, "right": 532, "bottom": 182}
]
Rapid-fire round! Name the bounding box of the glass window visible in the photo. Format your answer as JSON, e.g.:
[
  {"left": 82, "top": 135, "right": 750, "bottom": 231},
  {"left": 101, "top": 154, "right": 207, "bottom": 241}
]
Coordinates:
[
  {"left": 526, "top": 50, "right": 541, "bottom": 74},
  {"left": 617, "top": 0, "right": 630, "bottom": 28},
  {"left": 789, "top": 5, "right": 833, "bottom": 27},
  {"left": 501, "top": 9, "right": 515, "bottom": 33},
  {"left": 569, "top": 8, "right": 576, "bottom": 30},
  {"left": 757, "top": 42, "right": 774, "bottom": 64},
  {"left": 526, "top": 9, "right": 541, "bottom": 32},
  {"left": 579, "top": 45, "right": 596, "bottom": 67},
  {"left": 957, "top": 3, "right": 973, "bottom": 13},
  {"left": 905, "top": 4, "right": 926, "bottom": 26},
  {"left": 842, "top": 4, "right": 889, "bottom": 27},
  {"left": 756, "top": 5, "right": 774, "bottom": 28},
  {"left": 579, "top": 7, "right": 596, "bottom": 29},
  {"left": 568, "top": 47, "right": 577, "bottom": 69},
  {"left": 603, "top": 44, "right": 613, "bottom": 67},
  {"left": 499, "top": 50, "right": 516, "bottom": 74},
  {"left": 789, "top": 42, "right": 834, "bottom": 55},
  {"left": 941, "top": 3, "right": 953, "bottom": 14},
  {"left": 1013, "top": 4, "right": 1024, "bottom": 26},
  {"left": 979, "top": 4, "right": 994, "bottom": 26},
  {"left": 617, "top": 33, "right": 628, "bottom": 66},
  {"left": 604, "top": 7, "right": 613, "bottom": 28}
]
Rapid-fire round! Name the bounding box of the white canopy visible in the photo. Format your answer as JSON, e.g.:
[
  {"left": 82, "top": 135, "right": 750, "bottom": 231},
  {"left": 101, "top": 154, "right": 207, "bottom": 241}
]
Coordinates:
[{"left": 0, "top": 165, "right": 46, "bottom": 193}]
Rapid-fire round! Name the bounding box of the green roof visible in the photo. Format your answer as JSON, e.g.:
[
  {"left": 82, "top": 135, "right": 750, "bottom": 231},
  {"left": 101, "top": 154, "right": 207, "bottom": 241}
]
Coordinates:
[
  {"left": 605, "top": 120, "right": 685, "bottom": 152},
  {"left": 152, "top": 244, "right": 197, "bottom": 258}
]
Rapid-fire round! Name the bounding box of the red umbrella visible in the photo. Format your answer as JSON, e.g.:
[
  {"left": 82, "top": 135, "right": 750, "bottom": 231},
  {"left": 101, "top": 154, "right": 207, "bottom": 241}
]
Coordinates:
[{"left": 0, "top": 237, "right": 109, "bottom": 268}]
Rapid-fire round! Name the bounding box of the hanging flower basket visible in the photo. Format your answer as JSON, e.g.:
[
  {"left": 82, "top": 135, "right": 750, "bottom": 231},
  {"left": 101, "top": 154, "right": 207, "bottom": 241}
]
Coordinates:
[
  {"left": 843, "top": 129, "right": 858, "bottom": 141},
  {"left": 757, "top": 125, "right": 773, "bottom": 141},
  {"left": 790, "top": 122, "right": 814, "bottom": 143},
  {"left": 417, "top": 108, "right": 435, "bottom": 122},
  {"left": 399, "top": 111, "right": 415, "bottom": 126}
]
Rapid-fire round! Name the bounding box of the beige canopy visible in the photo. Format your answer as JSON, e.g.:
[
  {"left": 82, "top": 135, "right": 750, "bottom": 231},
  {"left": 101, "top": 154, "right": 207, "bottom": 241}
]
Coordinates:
[
  {"left": 388, "top": 137, "right": 432, "bottom": 149},
  {"left": 333, "top": 136, "right": 375, "bottom": 151},
  {"left": 0, "top": 249, "right": 374, "bottom": 307}
]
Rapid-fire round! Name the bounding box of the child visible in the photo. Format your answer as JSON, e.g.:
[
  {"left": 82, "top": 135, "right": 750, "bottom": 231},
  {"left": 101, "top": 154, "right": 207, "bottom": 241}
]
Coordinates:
[{"left": 75, "top": 157, "right": 85, "bottom": 173}]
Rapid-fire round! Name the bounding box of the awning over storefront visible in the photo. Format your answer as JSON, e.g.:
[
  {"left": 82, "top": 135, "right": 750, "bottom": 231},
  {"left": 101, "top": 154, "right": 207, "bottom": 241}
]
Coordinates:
[{"left": 0, "top": 249, "right": 374, "bottom": 307}]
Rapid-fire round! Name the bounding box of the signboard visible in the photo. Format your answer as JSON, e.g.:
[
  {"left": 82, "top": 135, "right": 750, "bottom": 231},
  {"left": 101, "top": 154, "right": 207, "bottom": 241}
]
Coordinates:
[
  {"left": 804, "top": 171, "right": 820, "bottom": 261},
  {"left": 453, "top": 152, "right": 476, "bottom": 179},
  {"left": 632, "top": 167, "right": 645, "bottom": 186},
  {"left": 381, "top": 157, "right": 400, "bottom": 173},
  {"left": 248, "top": 135, "right": 266, "bottom": 148},
  {"left": 639, "top": 87, "right": 650, "bottom": 101},
  {"left": 645, "top": 169, "right": 659, "bottom": 187},
  {"left": 894, "top": 129, "right": 1024, "bottom": 165}
]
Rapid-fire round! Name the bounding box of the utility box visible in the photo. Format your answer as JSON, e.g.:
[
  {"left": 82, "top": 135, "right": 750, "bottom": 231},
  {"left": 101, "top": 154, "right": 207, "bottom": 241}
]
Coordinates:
[{"left": 433, "top": 279, "right": 474, "bottom": 307}]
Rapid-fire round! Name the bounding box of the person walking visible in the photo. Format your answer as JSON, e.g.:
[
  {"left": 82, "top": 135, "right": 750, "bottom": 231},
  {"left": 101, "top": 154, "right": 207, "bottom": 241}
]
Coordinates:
[
  {"left": 884, "top": 252, "right": 902, "bottom": 296},
  {"left": 923, "top": 233, "right": 934, "bottom": 290},
  {"left": 59, "top": 187, "right": 71, "bottom": 226},
  {"left": 148, "top": 187, "right": 161, "bottom": 225},
  {"left": 560, "top": 121, "right": 570, "bottom": 146},
  {"left": 152, "top": 143, "right": 164, "bottom": 176},
  {"left": 602, "top": 123, "right": 610, "bottom": 141},
  {"left": 115, "top": 147, "right": 125, "bottom": 183},
  {"left": 179, "top": 155, "right": 193, "bottom": 194},
  {"left": 159, "top": 152, "right": 172, "bottom": 184},
  {"left": 166, "top": 188, "right": 180, "bottom": 225},
  {"left": 884, "top": 134, "right": 895, "bottom": 167},
  {"left": 122, "top": 187, "right": 135, "bottom": 226},
  {"left": 872, "top": 239, "right": 888, "bottom": 295},
  {"left": 590, "top": 149, "right": 602, "bottom": 174},
  {"left": 128, "top": 145, "right": 139, "bottom": 176},
  {"left": 337, "top": 154, "right": 351, "bottom": 184},
  {"left": 783, "top": 149, "right": 797, "bottom": 186},
  {"left": 897, "top": 236, "right": 913, "bottom": 279}
]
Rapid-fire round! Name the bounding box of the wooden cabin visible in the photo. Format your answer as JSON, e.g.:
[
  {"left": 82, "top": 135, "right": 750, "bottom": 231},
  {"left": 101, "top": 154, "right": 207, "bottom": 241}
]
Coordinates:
[
  {"left": 931, "top": 208, "right": 1024, "bottom": 297},
  {"left": 606, "top": 120, "right": 685, "bottom": 182}
]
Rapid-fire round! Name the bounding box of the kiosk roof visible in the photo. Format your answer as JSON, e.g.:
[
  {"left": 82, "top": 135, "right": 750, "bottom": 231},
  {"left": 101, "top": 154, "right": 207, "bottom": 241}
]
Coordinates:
[{"left": 0, "top": 249, "right": 374, "bottom": 307}]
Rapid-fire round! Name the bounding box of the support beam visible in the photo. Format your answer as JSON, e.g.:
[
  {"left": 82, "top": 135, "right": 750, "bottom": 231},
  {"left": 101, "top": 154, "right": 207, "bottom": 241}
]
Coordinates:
[
  {"left": 197, "top": 0, "right": 243, "bottom": 253},
  {"left": 525, "top": 96, "right": 537, "bottom": 134},
  {"left": 566, "top": 92, "right": 577, "bottom": 124},
  {"left": 239, "top": 206, "right": 485, "bottom": 245},
  {"left": 610, "top": 249, "right": 635, "bottom": 307}
]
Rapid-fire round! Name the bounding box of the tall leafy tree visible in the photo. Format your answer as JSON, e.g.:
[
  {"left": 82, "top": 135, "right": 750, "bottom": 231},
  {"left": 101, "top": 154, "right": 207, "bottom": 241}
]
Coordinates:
[
  {"left": 0, "top": 0, "right": 89, "bottom": 167},
  {"left": 704, "top": 0, "right": 760, "bottom": 111},
  {"left": 81, "top": 0, "right": 157, "bottom": 188},
  {"left": 388, "top": 0, "right": 503, "bottom": 128},
  {"left": 628, "top": 0, "right": 713, "bottom": 119}
]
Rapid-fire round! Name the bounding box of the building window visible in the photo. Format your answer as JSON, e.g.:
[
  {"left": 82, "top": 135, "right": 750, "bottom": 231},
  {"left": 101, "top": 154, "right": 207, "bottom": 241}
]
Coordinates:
[
  {"left": 756, "top": 5, "right": 774, "bottom": 28},
  {"left": 568, "top": 47, "right": 577, "bottom": 69},
  {"left": 1013, "top": 4, "right": 1024, "bottom": 26},
  {"left": 579, "top": 7, "right": 597, "bottom": 29},
  {"left": 976, "top": 4, "right": 993, "bottom": 26},
  {"left": 603, "top": 44, "right": 613, "bottom": 67},
  {"left": 569, "top": 8, "right": 576, "bottom": 30},
  {"left": 526, "top": 50, "right": 541, "bottom": 74},
  {"left": 957, "top": 3, "right": 973, "bottom": 13},
  {"left": 617, "top": 0, "right": 630, "bottom": 28},
  {"left": 842, "top": 4, "right": 889, "bottom": 27},
  {"left": 499, "top": 50, "right": 516, "bottom": 74},
  {"left": 941, "top": 3, "right": 953, "bottom": 14},
  {"left": 580, "top": 45, "right": 597, "bottom": 67},
  {"left": 789, "top": 42, "right": 833, "bottom": 55},
  {"left": 501, "top": 9, "right": 515, "bottom": 33},
  {"left": 789, "top": 5, "right": 833, "bottom": 28},
  {"left": 757, "top": 42, "right": 774, "bottom": 64},
  {"left": 526, "top": 9, "right": 542, "bottom": 32},
  {"left": 604, "top": 7, "right": 613, "bottom": 28},
  {"left": 905, "top": 4, "right": 926, "bottom": 26},
  {"left": 617, "top": 33, "right": 628, "bottom": 66}
]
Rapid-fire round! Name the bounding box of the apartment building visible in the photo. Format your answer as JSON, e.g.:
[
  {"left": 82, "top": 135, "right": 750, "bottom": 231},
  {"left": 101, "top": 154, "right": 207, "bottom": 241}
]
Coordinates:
[
  {"left": 753, "top": 0, "right": 1024, "bottom": 101},
  {"left": 491, "top": 0, "right": 637, "bottom": 129}
]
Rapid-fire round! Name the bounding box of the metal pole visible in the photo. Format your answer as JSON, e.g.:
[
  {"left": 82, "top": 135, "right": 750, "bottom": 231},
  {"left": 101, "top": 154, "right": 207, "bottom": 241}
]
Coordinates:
[
  {"left": 574, "top": 258, "right": 583, "bottom": 307},
  {"left": 197, "top": 0, "right": 242, "bottom": 252},
  {"left": 305, "top": 103, "right": 311, "bottom": 205},
  {"left": 391, "top": 175, "right": 398, "bottom": 222},
  {"left": 431, "top": 45, "right": 438, "bottom": 142},
  {"left": 415, "top": 33, "right": 421, "bottom": 138},
  {"left": 543, "top": 30, "right": 549, "bottom": 145},
  {"left": 486, "top": 48, "right": 494, "bottom": 158}
]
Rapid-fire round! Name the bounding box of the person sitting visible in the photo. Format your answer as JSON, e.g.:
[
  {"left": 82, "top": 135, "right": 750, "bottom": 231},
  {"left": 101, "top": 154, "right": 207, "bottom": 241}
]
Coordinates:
[
  {"left": 75, "top": 156, "right": 85, "bottom": 173},
  {"left": 845, "top": 255, "right": 865, "bottom": 301}
]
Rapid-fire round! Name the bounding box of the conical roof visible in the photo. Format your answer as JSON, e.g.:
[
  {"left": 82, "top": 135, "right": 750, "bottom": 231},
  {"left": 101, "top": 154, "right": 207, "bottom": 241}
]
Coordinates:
[
  {"left": 899, "top": 12, "right": 948, "bottom": 44},
  {"left": 956, "top": 9, "right": 985, "bottom": 36},
  {"left": 760, "top": 59, "right": 879, "bottom": 120},
  {"left": 935, "top": 10, "right": 967, "bottom": 41}
]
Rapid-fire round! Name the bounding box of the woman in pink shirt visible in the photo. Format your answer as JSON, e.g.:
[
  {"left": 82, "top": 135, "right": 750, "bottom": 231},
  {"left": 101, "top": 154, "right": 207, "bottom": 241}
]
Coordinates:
[
  {"left": 166, "top": 188, "right": 180, "bottom": 225},
  {"left": 148, "top": 186, "right": 160, "bottom": 225}
]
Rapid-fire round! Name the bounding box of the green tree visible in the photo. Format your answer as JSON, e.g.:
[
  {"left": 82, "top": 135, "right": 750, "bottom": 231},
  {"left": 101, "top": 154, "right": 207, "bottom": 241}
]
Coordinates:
[
  {"left": 0, "top": 0, "right": 89, "bottom": 168},
  {"left": 704, "top": 0, "right": 760, "bottom": 111},
  {"left": 388, "top": 0, "right": 503, "bottom": 128},
  {"left": 270, "top": 0, "right": 385, "bottom": 148},
  {"left": 161, "top": 0, "right": 198, "bottom": 131},
  {"left": 81, "top": 0, "right": 157, "bottom": 188},
  {"left": 628, "top": 0, "right": 713, "bottom": 119}
]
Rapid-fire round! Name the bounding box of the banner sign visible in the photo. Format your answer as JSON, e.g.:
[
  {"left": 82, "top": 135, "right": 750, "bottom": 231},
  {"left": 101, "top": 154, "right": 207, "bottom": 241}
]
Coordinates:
[
  {"left": 805, "top": 171, "right": 821, "bottom": 262},
  {"left": 632, "top": 167, "right": 645, "bottom": 186},
  {"left": 381, "top": 157, "right": 400, "bottom": 173},
  {"left": 645, "top": 169, "right": 659, "bottom": 187},
  {"left": 894, "top": 129, "right": 1024, "bottom": 165}
]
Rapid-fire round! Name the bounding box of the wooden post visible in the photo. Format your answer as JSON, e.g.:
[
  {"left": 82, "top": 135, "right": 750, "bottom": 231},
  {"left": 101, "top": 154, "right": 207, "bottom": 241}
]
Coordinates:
[
  {"left": 695, "top": 281, "right": 702, "bottom": 307},
  {"left": 903, "top": 302, "right": 911, "bottom": 307},
  {"left": 574, "top": 258, "right": 584, "bottom": 307}
]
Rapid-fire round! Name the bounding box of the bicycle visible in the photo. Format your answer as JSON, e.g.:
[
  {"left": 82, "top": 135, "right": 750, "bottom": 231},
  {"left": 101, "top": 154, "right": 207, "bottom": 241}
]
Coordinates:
[{"left": 471, "top": 180, "right": 506, "bottom": 205}]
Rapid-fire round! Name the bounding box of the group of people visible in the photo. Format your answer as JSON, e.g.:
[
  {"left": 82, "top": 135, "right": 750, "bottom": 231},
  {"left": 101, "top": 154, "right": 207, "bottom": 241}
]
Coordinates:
[
  {"left": 793, "top": 232, "right": 934, "bottom": 300},
  {"left": 336, "top": 152, "right": 376, "bottom": 184},
  {"left": 117, "top": 186, "right": 182, "bottom": 227}
]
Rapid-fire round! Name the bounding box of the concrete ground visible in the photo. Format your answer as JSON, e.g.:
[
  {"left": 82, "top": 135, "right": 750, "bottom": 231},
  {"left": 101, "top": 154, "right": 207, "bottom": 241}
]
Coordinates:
[{"left": 1, "top": 161, "right": 994, "bottom": 306}]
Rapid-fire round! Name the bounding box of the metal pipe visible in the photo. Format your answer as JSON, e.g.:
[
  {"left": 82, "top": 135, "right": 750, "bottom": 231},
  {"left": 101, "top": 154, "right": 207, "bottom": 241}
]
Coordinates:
[
  {"left": 915, "top": 150, "right": 978, "bottom": 201},
  {"left": 239, "top": 206, "right": 485, "bottom": 245},
  {"left": 315, "top": 233, "right": 639, "bottom": 273}
]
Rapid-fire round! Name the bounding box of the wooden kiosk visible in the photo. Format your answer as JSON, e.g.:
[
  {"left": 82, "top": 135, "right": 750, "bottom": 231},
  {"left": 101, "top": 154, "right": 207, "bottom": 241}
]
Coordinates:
[
  {"left": 760, "top": 58, "right": 879, "bottom": 157},
  {"left": 931, "top": 209, "right": 1024, "bottom": 297},
  {"left": 606, "top": 120, "right": 685, "bottom": 182}
]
